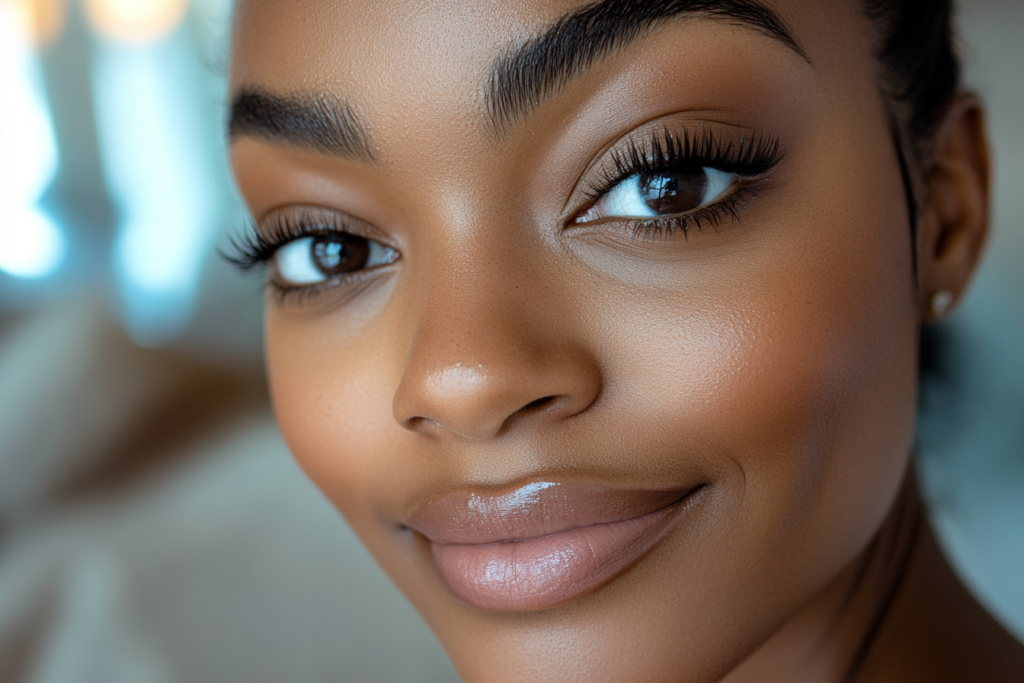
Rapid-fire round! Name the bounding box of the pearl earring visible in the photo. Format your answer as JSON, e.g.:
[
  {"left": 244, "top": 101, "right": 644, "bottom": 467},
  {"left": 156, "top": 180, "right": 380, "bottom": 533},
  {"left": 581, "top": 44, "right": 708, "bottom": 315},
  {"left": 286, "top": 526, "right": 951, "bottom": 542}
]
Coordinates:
[{"left": 930, "top": 289, "right": 954, "bottom": 317}]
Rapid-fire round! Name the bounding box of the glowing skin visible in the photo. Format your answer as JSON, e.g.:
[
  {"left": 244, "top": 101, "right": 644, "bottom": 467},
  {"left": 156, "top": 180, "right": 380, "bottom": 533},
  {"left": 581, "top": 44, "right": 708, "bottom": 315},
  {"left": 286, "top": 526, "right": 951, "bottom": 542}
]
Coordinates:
[{"left": 228, "top": 0, "right": 1024, "bottom": 681}]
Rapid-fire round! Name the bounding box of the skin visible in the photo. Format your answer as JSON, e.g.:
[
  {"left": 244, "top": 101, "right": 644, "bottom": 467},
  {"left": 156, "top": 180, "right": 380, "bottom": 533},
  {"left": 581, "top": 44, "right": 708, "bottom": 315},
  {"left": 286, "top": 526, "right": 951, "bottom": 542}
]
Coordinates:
[{"left": 228, "top": 0, "right": 1024, "bottom": 681}]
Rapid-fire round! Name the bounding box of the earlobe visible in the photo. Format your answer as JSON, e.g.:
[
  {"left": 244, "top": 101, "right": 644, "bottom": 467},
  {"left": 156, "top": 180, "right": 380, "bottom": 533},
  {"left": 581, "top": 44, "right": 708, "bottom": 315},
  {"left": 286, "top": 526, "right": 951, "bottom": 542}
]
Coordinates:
[{"left": 916, "top": 95, "right": 991, "bottom": 322}]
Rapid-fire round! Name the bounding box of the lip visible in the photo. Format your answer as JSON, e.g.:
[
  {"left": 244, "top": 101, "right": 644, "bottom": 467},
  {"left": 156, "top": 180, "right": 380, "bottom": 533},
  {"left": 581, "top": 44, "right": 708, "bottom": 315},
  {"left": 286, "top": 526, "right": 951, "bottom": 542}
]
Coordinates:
[{"left": 406, "top": 481, "right": 700, "bottom": 611}]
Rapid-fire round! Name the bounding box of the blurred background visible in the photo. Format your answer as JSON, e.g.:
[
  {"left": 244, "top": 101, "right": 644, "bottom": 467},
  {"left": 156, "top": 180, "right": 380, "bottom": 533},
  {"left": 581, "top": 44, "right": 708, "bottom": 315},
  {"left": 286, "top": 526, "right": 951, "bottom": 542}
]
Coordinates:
[{"left": 0, "top": 0, "right": 1020, "bottom": 681}]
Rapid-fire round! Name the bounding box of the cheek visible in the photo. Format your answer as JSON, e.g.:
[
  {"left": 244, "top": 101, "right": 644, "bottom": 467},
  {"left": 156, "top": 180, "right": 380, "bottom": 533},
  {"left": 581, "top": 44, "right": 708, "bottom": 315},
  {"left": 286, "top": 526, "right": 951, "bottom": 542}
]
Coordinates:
[
  {"left": 715, "top": 229, "right": 916, "bottom": 560},
  {"left": 264, "top": 308, "right": 403, "bottom": 529},
  {"left": 265, "top": 311, "right": 461, "bottom": 615},
  {"left": 607, "top": 133, "right": 920, "bottom": 587}
]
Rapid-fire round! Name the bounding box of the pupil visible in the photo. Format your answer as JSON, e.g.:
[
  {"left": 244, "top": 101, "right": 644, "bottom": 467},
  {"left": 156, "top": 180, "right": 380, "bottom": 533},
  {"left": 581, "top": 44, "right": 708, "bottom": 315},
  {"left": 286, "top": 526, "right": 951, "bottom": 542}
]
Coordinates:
[
  {"left": 312, "top": 234, "right": 370, "bottom": 276},
  {"left": 640, "top": 170, "right": 707, "bottom": 214}
]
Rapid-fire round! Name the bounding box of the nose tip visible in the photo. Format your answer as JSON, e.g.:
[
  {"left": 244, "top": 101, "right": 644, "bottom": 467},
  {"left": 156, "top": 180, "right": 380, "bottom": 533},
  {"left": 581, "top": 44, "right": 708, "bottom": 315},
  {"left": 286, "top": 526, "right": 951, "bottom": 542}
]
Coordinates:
[
  {"left": 393, "top": 356, "right": 600, "bottom": 441},
  {"left": 391, "top": 234, "right": 601, "bottom": 441}
]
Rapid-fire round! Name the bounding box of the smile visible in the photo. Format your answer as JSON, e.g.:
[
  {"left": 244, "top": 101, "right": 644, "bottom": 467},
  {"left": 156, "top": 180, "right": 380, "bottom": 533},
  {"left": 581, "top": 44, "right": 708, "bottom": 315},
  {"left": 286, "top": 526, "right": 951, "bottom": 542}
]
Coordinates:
[{"left": 406, "top": 481, "right": 703, "bottom": 611}]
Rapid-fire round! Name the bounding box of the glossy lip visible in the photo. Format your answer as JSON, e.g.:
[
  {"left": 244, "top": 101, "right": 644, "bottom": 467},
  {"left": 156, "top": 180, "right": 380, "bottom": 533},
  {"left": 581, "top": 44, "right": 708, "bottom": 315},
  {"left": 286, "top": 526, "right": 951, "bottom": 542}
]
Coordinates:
[{"left": 406, "top": 481, "right": 702, "bottom": 612}]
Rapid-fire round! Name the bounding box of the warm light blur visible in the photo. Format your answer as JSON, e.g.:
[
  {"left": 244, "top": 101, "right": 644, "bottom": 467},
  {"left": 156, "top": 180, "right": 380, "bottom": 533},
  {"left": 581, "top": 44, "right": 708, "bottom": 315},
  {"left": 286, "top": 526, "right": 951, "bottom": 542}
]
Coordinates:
[
  {"left": 3, "top": 0, "right": 67, "bottom": 44},
  {"left": 0, "top": 0, "right": 65, "bottom": 279},
  {"left": 83, "top": 0, "right": 188, "bottom": 43}
]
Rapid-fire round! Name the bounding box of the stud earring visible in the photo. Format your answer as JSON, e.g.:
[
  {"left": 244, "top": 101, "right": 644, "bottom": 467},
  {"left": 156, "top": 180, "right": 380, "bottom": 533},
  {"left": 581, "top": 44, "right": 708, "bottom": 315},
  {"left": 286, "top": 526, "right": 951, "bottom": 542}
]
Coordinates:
[{"left": 930, "top": 289, "right": 955, "bottom": 317}]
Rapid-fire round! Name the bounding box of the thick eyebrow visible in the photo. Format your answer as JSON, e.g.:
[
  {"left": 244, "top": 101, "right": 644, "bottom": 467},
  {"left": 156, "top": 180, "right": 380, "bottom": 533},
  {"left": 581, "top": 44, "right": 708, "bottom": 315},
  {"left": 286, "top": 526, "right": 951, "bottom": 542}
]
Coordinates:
[
  {"left": 487, "top": 0, "right": 808, "bottom": 134},
  {"left": 228, "top": 88, "right": 374, "bottom": 162}
]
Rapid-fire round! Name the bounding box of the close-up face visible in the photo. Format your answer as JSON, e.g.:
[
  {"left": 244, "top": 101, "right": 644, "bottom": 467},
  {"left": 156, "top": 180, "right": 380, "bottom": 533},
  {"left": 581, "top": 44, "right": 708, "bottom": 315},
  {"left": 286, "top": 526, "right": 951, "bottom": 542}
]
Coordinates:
[{"left": 228, "top": 0, "right": 941, "bottom": 680}]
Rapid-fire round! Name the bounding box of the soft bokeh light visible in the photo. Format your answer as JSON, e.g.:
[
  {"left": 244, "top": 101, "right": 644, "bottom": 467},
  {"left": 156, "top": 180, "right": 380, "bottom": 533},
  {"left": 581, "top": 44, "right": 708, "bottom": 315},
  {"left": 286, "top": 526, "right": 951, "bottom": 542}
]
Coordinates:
[
  {"left": 0, "top": 210, "right": 66, "bottom": 278},
  {"left": 82, "top": 0, "right": 187, "bottom": 44},
  {"left": 0, "top": 0, "right": 65, "bottom": 279},
  {"left": 2, "top": 0, "right": 67, "bottom": 44},
  {"left": 92, "top": 30, "right": 224, "bottom": 345}
]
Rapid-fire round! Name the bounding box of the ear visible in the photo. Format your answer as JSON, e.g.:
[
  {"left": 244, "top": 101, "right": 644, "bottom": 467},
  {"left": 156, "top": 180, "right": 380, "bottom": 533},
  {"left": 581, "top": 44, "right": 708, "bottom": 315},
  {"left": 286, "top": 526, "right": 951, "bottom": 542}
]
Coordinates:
[{"left": 916, "top": 95, "right": 991, "bottom": 321}]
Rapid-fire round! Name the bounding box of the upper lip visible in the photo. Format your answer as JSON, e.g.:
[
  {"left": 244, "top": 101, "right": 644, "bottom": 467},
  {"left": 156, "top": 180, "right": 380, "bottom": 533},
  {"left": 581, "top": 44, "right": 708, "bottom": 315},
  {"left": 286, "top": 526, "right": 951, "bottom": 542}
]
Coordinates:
[{"left": 405, "top": 480, "right": 696, "bottom": 545}]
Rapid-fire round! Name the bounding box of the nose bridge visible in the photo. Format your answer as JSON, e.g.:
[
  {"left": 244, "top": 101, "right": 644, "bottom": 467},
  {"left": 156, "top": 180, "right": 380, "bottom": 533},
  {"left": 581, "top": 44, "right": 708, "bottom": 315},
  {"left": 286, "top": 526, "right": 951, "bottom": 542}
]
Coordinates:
[
  {"left": 393, "top": 232, "right": 598, "bottom": 440},
  {"left": 418, "top": 237, "right": 531, "bottom": 370}
]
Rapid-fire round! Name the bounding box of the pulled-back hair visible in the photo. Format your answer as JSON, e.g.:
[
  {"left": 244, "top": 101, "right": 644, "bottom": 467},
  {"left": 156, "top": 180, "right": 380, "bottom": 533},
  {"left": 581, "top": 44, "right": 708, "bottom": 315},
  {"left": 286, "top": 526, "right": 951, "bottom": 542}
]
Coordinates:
[
  {"left": 869, "top": 0, "right": 964, "bottom": 433},
  {"left": 866, "top": 0, "right": 961, "bottom": 169}
]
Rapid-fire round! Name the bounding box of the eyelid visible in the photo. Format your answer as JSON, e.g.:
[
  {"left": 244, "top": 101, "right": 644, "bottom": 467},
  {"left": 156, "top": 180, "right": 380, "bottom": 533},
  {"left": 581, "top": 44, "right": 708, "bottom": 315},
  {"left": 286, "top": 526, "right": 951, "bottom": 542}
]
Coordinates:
[
  {"left": 224, "top": 205, "right": 398, "bottom": 271},
  {"left": 565, "top": 122, "right": 782, "bottom": 238},
  {"left": 222, "top": 205, "right": 403, "bottom": 310},
  {"left": 268, "top": 265, "right": 396, "bottom": 308},
  {"left": 260, "top": 206, "right": 396, "bottom": 247},
  {"left": 578, "top": 166, "right": 739, "bottom": 223},
  {"left": 564, "top": 120, "right": 782, "bottom": 218}
]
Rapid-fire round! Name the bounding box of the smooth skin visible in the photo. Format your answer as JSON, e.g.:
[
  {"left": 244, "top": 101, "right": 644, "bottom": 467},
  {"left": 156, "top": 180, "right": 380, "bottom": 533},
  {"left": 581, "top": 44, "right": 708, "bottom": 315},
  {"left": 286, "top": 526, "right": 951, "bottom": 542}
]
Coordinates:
[{"left": 228, "top": 0, "right": 1024, "bottom": 681}]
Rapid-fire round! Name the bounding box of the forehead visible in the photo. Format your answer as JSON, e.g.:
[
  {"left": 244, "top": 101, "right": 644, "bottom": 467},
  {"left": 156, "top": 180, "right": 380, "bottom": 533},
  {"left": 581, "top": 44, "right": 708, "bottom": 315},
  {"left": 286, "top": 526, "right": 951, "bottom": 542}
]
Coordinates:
[
  {"left": 231, "top": 0, "right": 565, "bottom": 111},
  {"left": 230, "top": 0, "right": 871, "bottom": 132}
]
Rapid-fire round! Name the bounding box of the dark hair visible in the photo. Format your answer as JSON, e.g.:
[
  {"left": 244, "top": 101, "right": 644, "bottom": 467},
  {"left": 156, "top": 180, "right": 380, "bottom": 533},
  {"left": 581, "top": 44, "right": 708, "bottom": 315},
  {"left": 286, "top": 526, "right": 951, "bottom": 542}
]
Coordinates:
[
  {"left": 865, "top": 0, "right": 961, "bottom": 169},
  {"left": 864, "top": 0, "right": 963, "bottom": 440}
]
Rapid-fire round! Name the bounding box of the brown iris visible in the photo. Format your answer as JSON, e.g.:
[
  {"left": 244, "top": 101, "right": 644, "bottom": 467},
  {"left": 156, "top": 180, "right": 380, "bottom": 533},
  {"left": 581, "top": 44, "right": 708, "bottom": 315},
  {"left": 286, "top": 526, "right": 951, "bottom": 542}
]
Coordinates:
[
  {"left": 312, "top": 234, "right": 370, "bottom": 276},
  {"left": 639, "top": 170, "right": 708, "bottom": 214}
]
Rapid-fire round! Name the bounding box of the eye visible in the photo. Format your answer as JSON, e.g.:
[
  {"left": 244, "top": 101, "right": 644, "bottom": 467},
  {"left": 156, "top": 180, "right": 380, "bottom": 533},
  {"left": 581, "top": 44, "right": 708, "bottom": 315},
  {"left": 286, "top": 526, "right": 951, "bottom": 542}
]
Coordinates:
[
  {"left": 576, "top": 167, "right": 738, "bottom": 223},
  {"left": 274, "top": 233, "right": 398, "bottom": 285}
]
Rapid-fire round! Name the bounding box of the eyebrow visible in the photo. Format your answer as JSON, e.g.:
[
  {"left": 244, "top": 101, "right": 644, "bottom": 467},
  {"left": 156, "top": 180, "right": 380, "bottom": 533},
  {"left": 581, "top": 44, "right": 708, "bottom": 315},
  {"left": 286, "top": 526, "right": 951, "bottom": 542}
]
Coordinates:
[
  {"left": 486, "top": 0, "right": 808, "bottom": 134},
  {"left": 228, "top": 89, "right": 374, "bottom": 162}
]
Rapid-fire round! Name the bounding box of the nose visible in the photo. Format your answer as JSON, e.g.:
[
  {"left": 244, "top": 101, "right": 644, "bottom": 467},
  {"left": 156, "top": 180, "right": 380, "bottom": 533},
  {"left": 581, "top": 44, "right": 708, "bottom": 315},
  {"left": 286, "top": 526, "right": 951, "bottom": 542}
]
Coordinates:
[{"left": 392, "top": 258, "right": 600, "bottom": 441}]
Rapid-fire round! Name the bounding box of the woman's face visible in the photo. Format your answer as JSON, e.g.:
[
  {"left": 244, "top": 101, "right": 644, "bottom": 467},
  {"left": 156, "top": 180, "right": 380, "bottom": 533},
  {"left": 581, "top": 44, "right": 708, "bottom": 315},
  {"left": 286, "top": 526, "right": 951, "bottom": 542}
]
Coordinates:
[{"left": 230, "top": 0, "right": 922, "bottom": 680}]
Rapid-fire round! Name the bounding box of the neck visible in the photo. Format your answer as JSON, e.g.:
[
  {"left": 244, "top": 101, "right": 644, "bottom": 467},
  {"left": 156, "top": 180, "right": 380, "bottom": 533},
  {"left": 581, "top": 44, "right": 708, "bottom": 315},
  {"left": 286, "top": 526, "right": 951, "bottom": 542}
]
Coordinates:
[{"left": 722, "top": 469, "right": 1024, "bottom": 683}]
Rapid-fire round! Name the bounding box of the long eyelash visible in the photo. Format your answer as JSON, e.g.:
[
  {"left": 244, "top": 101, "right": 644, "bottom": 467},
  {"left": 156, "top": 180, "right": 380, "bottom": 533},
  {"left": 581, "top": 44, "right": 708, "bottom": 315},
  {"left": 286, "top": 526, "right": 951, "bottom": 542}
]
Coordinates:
[
  {"left": 222, "top": 211, "right": 391, "bottom": 306},
  {"left": 221, "top": 210, "right": 350, "bottom": 272},
  {"left": 628, "top": 186, "right": 762, "bottom": 241},
  {"left": 220, "top": 221, "right": 273, "bottom": 272},
  {"left": 583, "top": 127, "right": 782, "bottom": 240}
]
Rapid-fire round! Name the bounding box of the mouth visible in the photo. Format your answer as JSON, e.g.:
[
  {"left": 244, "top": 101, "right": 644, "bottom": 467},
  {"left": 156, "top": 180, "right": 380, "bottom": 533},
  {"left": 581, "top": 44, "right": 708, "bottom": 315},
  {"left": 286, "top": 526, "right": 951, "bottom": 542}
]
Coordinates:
[{"left": 405, "top": 481, "right": 703, "bottom": 612}]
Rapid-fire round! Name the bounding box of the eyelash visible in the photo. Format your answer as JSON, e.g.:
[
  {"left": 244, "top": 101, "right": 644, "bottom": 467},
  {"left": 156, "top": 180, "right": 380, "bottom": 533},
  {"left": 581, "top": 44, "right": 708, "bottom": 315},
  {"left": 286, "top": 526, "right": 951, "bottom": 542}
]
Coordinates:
[
  {"left": 223, "top": 128, "right": 784, "bottom": 297},
  {"left": 581, "top": 127, "right": 783, "bottom": 240},
  {"left": 223, "top": 211, "right": 371, "bottom": 301}
]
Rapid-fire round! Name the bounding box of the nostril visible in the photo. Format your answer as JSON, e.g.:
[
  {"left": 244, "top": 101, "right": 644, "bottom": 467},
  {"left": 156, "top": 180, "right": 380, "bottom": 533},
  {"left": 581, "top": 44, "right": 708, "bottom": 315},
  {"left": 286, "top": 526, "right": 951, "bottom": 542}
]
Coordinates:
[
  {"left": 522, "top": 396, "right": 558, "bottom": 412},
  {"left": 404, "top": 415, "right": 431, "bottom": 432}
]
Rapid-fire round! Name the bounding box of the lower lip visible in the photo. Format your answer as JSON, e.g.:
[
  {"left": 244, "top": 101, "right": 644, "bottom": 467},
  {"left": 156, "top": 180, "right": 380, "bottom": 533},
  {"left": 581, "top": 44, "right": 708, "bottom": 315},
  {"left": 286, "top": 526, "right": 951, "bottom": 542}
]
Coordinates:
[{"left": 430, "top": 496, "right": 688, "bottom": 612}]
